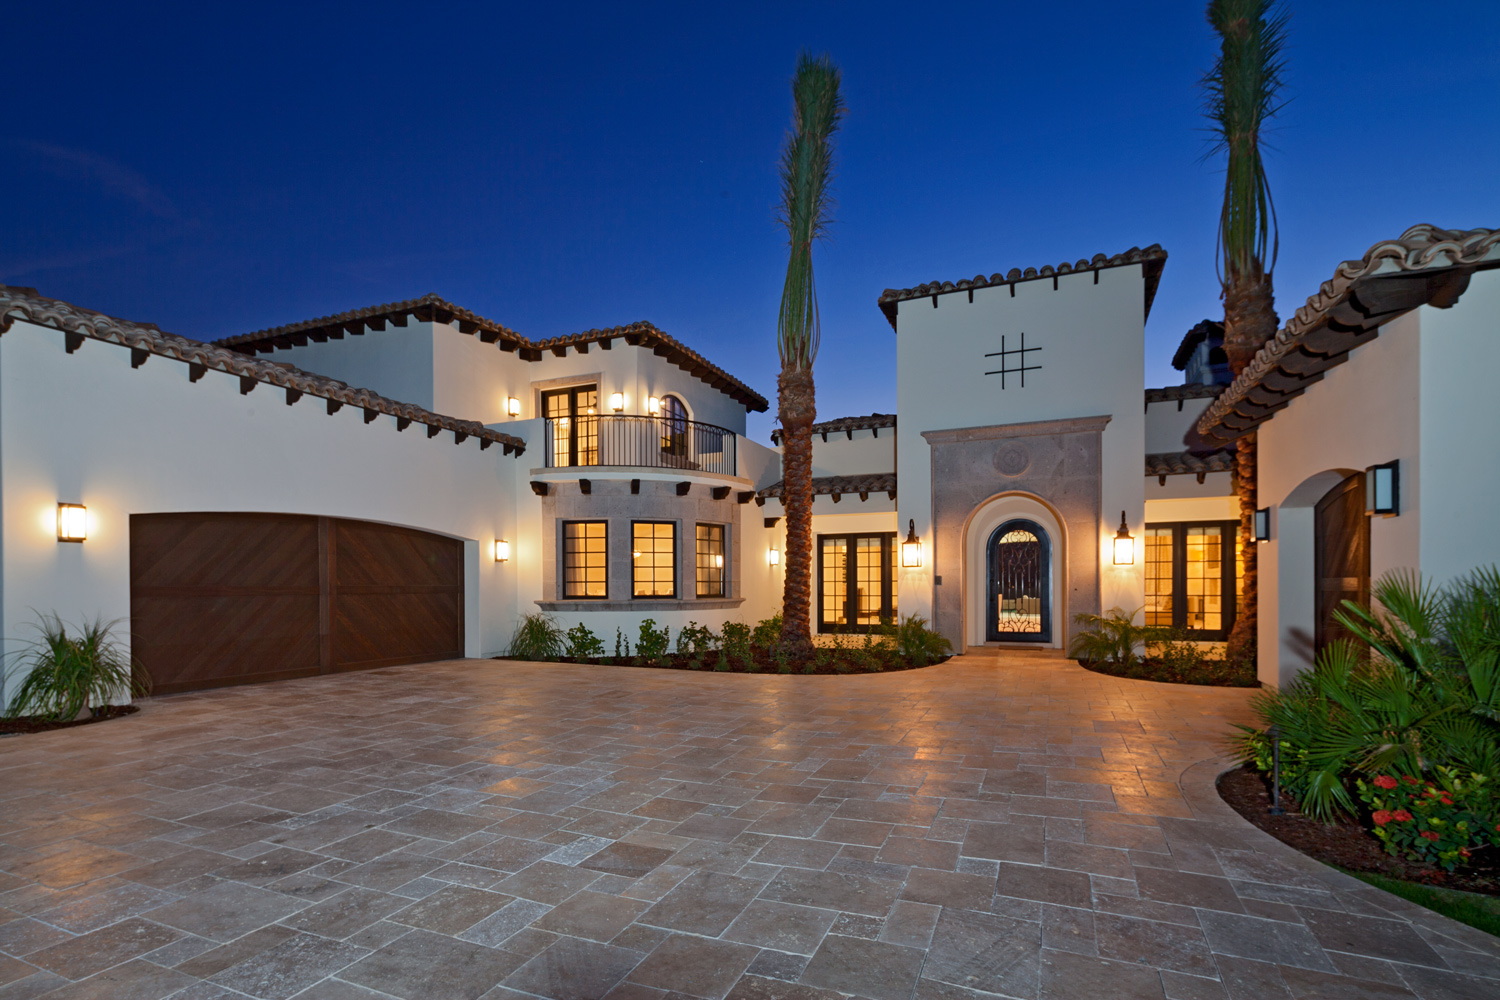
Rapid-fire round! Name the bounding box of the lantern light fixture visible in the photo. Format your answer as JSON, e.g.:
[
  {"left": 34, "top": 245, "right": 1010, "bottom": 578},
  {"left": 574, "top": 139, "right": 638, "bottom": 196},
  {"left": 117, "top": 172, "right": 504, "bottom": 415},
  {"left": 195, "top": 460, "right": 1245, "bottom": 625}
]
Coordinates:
[
  {"left": 1112, "top": 511, "right": 1134, "bottom": 565},
  {"left": 506, "top": 397, "right": 521, "bottom": 418},
  {"left": 767, "top": 545, "right": 780, "bottom": 566},
  {"left": 494, "top": 539, "right": 510, "bottom": 562},
  {"left": 609, "top": 392, "right": 624, "bottom": 413},
  {"left": 57, "top": 503, "right": 87, "bottom": 542},
  {"left": 1254, "top": 507, "right": 1271, "bottom": 542},
  {"left": 901, "top": 519, "right": 923, "bottom": 568},
  {"left": 647, "top": 396, "right": 661, "bottom": 416},
  {"left": 1366, "top": 461, "right": 1399, "bottom": 516}
]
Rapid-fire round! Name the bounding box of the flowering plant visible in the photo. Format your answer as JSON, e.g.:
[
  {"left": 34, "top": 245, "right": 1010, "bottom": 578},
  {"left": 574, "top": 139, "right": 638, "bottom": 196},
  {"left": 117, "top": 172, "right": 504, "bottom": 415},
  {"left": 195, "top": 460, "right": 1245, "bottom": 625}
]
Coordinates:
[{"left": 1355, "top": 768, "right": 1499, "bottom": 871}]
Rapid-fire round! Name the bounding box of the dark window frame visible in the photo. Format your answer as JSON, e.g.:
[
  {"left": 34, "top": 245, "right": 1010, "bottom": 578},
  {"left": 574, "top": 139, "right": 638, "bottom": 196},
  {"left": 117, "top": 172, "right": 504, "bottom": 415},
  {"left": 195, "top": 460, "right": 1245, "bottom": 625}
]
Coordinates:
[
  {"left": 542, "top": 384, "right": 599, "bottom": 467},
  {"left": 695, "top": 522, "right": 727, "bottom": 599},
  {"left": 561, "top": 519, "right": 609, "bottom": 600},
  {"left": 631, "top": 519, "right": 678, "bottom": 600},
  {"left": 1144, "top": 519, "right": 1238, "bottom": 640},
  {"left": 816, "top": 531, "right": 897, "bottom": 633}
]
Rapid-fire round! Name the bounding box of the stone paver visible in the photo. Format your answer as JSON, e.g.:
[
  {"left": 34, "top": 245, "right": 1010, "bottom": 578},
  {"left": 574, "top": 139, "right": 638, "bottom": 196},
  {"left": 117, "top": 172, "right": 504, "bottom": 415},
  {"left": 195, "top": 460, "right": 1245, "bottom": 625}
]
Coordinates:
[{"left": 1, "top": 650, "right": 1496, "bottom": 999}]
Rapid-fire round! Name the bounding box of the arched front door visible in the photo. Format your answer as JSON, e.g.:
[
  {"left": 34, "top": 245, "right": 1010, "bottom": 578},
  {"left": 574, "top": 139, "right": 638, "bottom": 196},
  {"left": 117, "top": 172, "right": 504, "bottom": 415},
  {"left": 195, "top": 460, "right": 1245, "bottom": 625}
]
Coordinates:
[{"left": 987, "top": 519, "right": 1051, "bottom": 643}]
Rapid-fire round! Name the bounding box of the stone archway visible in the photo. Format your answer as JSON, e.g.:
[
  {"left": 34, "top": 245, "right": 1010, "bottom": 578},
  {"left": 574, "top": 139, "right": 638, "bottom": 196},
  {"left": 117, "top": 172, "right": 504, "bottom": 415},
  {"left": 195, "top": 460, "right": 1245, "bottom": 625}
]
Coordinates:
[{"left": 962, "top": 493, "right": 1067, "bottom": 649}]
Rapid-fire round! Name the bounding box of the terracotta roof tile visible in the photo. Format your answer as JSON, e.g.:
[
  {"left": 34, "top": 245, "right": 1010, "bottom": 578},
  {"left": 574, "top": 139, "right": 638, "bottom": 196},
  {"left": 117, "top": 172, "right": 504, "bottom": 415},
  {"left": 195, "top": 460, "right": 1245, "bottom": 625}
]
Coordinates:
[
  {"left": 876, "top": 244, "right": 1168, "bottom": 331},
  {"left": 769, "top": 412, "right": 895, "bottom": 445},
  {"left": 0, "top": 287, "right": 527, "bottom": 456},
  {"left": 217, "top": 294, "right": 769, "bottom": 413},
  {"left": 1144, "top": 449, "right": 1235, "bottom": 477},
  {"left": 1171, "top": 319, "right": 1224, "bottom": 371},
  {"left": 1198, "top": 225, "right": 1500, "bottom": 443},
  {"left": 757, "top": 472, "right": 896, "bottom": 500}
]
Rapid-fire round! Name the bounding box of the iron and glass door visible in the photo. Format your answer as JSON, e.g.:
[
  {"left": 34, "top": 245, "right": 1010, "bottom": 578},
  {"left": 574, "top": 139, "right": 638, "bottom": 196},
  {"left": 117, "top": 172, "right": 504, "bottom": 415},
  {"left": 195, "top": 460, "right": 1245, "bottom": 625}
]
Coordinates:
[
  {"left": 1315, "top": 472, "right": 1370, "bottom": 658},
  {"left": 543, "top": 385, "right": 599, "bottom": 467},
  {"left": 660, "top": 395, "right": 688, "bottom": 459},
  {"left": 986, "top": 519, "right": 1051, "bottom": 643}
]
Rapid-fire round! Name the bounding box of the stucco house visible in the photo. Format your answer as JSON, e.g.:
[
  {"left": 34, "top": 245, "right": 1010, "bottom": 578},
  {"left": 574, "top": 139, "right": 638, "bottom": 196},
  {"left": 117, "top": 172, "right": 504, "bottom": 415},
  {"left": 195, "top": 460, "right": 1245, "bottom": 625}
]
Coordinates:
[{"left": 0, "top": 224, "right": 1494, "bottom": 702}]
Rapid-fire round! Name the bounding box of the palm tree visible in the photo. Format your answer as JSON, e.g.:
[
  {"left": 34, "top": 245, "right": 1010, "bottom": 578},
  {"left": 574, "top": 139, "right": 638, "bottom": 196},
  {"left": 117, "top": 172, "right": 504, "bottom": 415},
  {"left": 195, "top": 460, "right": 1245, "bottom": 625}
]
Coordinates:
[
  {"left": 776, "top": 53, "right": 845, "bottom": 657},
  {"left": 1202, "top": 0, "right": 1288, "bottom": 666}
]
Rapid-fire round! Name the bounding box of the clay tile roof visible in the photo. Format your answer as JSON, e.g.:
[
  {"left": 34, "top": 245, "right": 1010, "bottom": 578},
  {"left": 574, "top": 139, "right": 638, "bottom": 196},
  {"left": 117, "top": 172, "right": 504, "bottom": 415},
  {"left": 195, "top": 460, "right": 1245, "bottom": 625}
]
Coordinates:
[
  {"left": 1144, "top": 383, "right": 1223, "bottom": 405},
  {"left": 757, "top": 472, "right": 897, "bottom": 499},
  {"left": 0, "top": 286, "right": 527, "bottom": 457},
  {"left": 217, "top": 295, "right": 769, "bottom": 413},
  {"left": 769, "top": 412, "right": 895, "bottom": 445},
  {"left": 1171, "top": 319, "right": 1224, "bottom": 371},
  {"left": 1198, "top": 225, "right": 1500, "bottom": 443},
  {"left": 1144, "top": 449, "right": 1235, "bottom": 478},
  {"left": 875, "top": 244, "right": 1169, "bottom": 332}
]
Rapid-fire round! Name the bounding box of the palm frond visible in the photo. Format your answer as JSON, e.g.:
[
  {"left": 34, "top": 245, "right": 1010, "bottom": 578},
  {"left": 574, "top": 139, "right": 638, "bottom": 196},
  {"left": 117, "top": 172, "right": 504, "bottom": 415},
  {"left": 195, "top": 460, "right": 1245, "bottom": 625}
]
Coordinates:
[
  {"left": 777, "top": 52, "right": 844, "bottom": 372},
  {"left": 1202, "top": 0, "right": 1289, "bottom": 284}
]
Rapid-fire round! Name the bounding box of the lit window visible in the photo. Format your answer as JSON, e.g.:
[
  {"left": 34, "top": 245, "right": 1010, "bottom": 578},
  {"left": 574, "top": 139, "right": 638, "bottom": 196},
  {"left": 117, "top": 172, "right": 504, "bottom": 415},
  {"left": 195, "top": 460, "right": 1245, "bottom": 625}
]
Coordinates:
[
  {"left": 562, "top": 521, "right": 607, "bottom": 599},
  {"left": 818, "top": 532, "right": 897, "bottom": 632},
  {"left": 632, "top": 521, "right": 676, "bottom": 598},
  {"left": 1144, "top": 521, "right": 1238, "bottom": 639},
  {"left": 1144, "top": 527, "right": 1173, "bottom": 627},
  {"left": 696, "top": 523, "right": 725, "bottom": 598},
  {"left": 543, "top": 385, "right": 599, "bottom": 467}
]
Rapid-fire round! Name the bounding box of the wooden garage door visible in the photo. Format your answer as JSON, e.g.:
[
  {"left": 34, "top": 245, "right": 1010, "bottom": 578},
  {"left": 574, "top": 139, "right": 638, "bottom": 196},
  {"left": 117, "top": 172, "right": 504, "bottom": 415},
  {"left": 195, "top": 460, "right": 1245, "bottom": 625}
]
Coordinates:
[{"left": 131, "top": 513, "right": 463, "bottom": 695}]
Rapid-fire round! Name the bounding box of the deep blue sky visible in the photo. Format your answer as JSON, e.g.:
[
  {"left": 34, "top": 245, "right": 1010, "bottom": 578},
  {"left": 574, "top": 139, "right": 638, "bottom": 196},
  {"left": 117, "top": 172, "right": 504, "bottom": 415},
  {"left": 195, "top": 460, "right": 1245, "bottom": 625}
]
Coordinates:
[{"left": 6, "top": 2, "right": 1497, "bottom": 443}]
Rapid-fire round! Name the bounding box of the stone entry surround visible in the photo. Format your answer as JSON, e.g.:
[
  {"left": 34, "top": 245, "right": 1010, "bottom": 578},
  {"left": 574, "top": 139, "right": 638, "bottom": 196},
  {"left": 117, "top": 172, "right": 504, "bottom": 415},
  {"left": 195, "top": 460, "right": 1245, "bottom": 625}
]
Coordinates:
[{"left": 0, "top": 654, "right": 1496, "bottom": 1000}]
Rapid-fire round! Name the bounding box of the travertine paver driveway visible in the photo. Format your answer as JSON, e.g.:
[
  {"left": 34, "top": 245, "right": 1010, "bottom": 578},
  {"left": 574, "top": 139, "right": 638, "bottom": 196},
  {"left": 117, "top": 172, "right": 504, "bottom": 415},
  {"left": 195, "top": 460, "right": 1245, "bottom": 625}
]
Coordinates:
[{"left": 1, "top": 651, "right": 1497, "bottom": 1000}]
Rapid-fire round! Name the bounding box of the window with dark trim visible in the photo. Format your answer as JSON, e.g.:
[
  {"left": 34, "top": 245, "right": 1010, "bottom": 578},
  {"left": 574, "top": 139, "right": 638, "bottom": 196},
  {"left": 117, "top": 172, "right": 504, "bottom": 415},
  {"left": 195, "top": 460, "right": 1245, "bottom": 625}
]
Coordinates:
[
  {"left": 632, "top": 521, "right": 677, "bottom": 598},
  {"left": 562, "top": 521, "right": 608, "bottom": 599},
  {"left": 1143, "top": 520, "right": 1238, "bottom": 639},
  {"left": 695, "top": 523, "right": 726, "bottom": 598},
  {"left": 817, "top": 532, "right": 897, "bottom": 632},
  {"left": 543, "top": 384, "right": 599, "bottom": 467},
  {"left": 660, "top": 394, "right": 688, "bottom": 458}
]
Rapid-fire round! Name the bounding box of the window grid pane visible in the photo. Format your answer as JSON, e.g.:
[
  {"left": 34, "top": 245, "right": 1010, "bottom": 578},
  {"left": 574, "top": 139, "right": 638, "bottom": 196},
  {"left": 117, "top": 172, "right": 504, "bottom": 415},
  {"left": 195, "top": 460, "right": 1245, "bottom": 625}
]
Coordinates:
[
  {"left": 575, "top": 389, "right": 599, "bottom": 466},
  {"left": 855, "top": 537, "right": 884, "bottom": 623},
  {"left": 821, "top": 538, "right": 848, "bottom": 625},
  {"left": 889, "top": 535, "right": 899, "bottom": 620},
  {"left": 632, "top": 522, "right": 676, "bottom": 598},
  {"left": 1144, "top": 528, "right": 1173, "bottom": 628},
  {"left": 695, "top": 523, "right": 725, "bottom": 598},
  {"left": 1185, "top": 526, "right": 1223, "bottom": 632},
  {"left": 563, "top": 521, "right": 607, "bottom": 598}
]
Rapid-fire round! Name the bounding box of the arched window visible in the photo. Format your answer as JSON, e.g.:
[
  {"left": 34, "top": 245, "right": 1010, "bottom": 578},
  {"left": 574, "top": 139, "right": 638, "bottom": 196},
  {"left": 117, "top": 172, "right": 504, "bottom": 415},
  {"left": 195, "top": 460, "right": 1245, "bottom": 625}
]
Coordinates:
[{"left": 660, "top": 394, "right": 688, "bottom": 458}]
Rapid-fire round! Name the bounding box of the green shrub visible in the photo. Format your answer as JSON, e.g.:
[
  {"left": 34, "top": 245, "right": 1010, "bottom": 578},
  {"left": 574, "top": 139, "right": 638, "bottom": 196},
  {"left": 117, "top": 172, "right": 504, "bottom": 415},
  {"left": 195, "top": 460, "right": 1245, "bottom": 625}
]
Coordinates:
[
  {"left": 676, "top": 621, "right": 718, "bottom": 657},
  {"left": 4, "top": 614, "right": 147, "bottom": 721},
  {"left": 721, "top": 621, "right": 752, "bottom": 659},
  {"left": 1232, "top": 567, "right": 1500, "bottom": 825},
  {"left": 1069, "top": 607, "right": 1162, "bottom": 668},
  {"left": 751, "top": 614, "right": 784, "bottom": 653},
  {"left": 894, "top": 614, "right": 953, "bottom": 667},
  {"left": 637, "top": 619, "right": 671, "bottom": 659},
  {"left": 1152, "top": 629, "right": 1207, "bottom": 674},
  {"left": 614, "top": 627, "right": 630, "bottom": 658},
  {"left": 507, "top": 613, "right": 564, "bottom": 661},
  {"left": 1356, "top": 768, "right": 1499, "bottom": 871},
  {"left": 564, "top": 624, "right": 605, "bottom": 660}
]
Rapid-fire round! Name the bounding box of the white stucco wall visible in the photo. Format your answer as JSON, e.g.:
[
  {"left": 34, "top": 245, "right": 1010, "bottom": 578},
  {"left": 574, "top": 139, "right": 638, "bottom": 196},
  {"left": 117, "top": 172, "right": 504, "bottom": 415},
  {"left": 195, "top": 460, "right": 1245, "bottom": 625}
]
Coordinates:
[
  {"left": 893, "top": 264, "right": 1149, "bottom": 625},
  {"left": 250, "top": 322, "right": 437, "bottom": 411},
  {"left": 810, "top": 429, "right": 895, "bottom": 478},
  {"left": 0, "top": 321, "right": 525, "bottom": 707},
  {"left": 1145, "top": 395, "right": 1215, "bottom": 453}
]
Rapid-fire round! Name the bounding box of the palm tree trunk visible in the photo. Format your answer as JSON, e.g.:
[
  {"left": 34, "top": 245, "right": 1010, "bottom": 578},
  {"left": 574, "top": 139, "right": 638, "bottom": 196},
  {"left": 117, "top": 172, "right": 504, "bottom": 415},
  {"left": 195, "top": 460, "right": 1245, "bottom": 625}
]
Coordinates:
[
  {"left": 1223, "top": 274, "right": 1276, "bottom": 667},
  {"left": 778, "top": 367, "right": 816, "bottom": 657}
]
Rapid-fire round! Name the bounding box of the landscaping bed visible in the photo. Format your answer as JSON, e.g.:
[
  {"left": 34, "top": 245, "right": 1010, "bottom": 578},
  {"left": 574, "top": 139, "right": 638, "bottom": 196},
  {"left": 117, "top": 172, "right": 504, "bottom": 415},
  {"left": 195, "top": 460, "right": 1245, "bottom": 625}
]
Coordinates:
[
  {"left": 494, "top": 650, "right": 949, "bottom": 674},
  {"left": 0, "top": 704, "right": 139, "bottom": 737},
  {"left": 1078, "top": 656, "right": 1259, "bottom": 687}
]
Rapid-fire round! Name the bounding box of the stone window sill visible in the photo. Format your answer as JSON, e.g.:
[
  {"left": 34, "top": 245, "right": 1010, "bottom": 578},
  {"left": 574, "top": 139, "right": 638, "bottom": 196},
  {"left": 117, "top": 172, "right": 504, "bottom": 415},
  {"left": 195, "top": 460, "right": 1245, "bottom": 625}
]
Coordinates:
[{"left": 536, "top": 598, "right": 744, "bottom": 612}]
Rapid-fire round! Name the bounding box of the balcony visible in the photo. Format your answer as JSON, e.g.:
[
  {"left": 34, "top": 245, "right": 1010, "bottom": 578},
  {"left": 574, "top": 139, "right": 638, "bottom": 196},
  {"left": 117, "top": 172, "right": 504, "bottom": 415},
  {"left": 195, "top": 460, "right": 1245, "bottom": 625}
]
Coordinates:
[{"left": 543, "top": 415, "right": 737, "bottom": 476}]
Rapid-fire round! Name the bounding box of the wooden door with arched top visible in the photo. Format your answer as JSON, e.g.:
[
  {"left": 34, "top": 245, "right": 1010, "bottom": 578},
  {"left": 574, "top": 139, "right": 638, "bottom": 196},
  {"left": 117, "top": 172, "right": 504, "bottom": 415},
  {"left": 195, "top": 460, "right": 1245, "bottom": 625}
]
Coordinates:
[{"left": 1314, "top": 472, "right": 1370, "bottom": 659}]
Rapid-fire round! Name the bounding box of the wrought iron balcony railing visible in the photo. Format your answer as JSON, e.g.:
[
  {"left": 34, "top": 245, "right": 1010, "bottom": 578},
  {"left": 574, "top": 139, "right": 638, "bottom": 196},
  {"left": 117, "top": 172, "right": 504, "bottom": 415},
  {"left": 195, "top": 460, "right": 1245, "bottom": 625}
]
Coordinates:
[{"left": 543, "top": 415, "right": 737, "bottom": 476}]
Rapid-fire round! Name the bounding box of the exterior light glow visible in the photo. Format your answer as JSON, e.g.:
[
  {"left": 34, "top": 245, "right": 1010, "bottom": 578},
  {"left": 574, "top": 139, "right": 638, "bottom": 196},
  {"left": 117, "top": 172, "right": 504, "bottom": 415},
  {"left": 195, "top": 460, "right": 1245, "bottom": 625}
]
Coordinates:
[
  {"left": 609, "top": 392, "right": 624, "bottom": 412},
  {"left": 1112, "top": 510, "right": 1134, "bottom": 565},
  {"left": 506, "top": 397, "right": 521, "bottom": 417},
  {"left": 1254, "top": 508, "right": 1271, "bottom": 542},
  {"left": 713, "top": 554, "right": 723, "bottom": 568},
  {"left": 647, "top": 396, "right": 661, "bottom": 416},
  {"left": 494, "top": 539, "right": 510, "bottom": 562},
  {"left": 901, "top": 519, "right": 923, "bottom": 568},
  {"left": 1366, "top": 461, "right": 1399, "bottom": 516},
  {"left": 768, "top": 545, "right": 780, "bottom": 566},
  {"left": 57, "top": 503, "right": 87, "bottom": 542}
]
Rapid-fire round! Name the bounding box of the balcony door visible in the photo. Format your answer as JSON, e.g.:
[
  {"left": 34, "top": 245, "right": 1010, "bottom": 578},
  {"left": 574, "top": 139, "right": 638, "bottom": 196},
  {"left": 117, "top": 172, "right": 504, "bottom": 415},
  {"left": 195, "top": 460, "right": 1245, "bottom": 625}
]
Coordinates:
[{"left": 543, "top": 385, "right": 599, "bottom": 467}]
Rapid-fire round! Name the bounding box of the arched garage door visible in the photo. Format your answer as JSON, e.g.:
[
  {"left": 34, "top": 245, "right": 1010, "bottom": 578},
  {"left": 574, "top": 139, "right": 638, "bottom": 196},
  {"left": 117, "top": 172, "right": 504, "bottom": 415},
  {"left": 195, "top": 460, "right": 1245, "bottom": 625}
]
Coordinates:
[{"left": 131, "top": 513, "right": 464, "bottom": 695}]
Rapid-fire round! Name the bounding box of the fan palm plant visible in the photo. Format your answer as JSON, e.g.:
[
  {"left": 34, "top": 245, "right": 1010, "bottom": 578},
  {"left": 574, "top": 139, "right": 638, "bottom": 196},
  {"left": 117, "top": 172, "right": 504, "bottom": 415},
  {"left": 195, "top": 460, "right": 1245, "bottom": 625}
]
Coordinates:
[
  {"left": 775, "top": 53, "right": 844, "bottom": 657},
  {"left": 1202, "top": 0, "right": 1289, "bottom": 666}
]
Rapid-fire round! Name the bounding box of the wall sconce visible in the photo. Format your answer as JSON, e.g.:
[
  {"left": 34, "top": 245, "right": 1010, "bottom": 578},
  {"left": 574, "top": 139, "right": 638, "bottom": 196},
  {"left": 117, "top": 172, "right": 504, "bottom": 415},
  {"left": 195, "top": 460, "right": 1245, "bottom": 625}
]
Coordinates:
[
  {"left": 506, "top": 397, "right": 521, "bottom": 418},
  {"left": 1112, "top": 511, "right": 1134, "bottom": 565},
  {"left": 767, "top": 545, "right": 780, "bottom": 566},
  {"left": 901, "top": 519, "right": 923, "bottom": 568},
  {"left": 609, "top": 392, "right": 624, "bottom": 413},
  {"left": 494, "top": 539, "right": 510, "bottom": 562},
  {"left": 1254, "top": 507, "right": 1271, "bottom": 541},
  {"left": 1366, "top": 461, "right": 1399, "bottom": 516},
  {"left": 57, "top": 503, "right": 87, "bottom": 542},
  {"left": 647, "top": 396, "right": 661, "bottom": 416}
]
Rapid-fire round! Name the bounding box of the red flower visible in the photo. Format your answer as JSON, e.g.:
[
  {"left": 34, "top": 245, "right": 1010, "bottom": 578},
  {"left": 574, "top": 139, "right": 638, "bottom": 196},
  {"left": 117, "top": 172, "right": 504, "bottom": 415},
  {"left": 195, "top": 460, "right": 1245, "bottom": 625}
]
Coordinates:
[
  {"left": 1440, "top": 796, "right": 1454, "bottom": 806},
  {"left": 1373, "top": 775, "right": 1399, "bottom": 790},
  {"left": 1460, "top": 848, "right": 1472, "bottom": 858},
  {"left": 1421, "top": 831, "right": 1441, "bottom": 842},
  {"left": 1402, "top": 775, "right": 1420, "bottom": 786},
  {"left": 1394, "top": 810, "right": 1413, "bottom": 822},
  {"left": 1372, "top": 810, "right": 1394, "bottom": 826}
]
